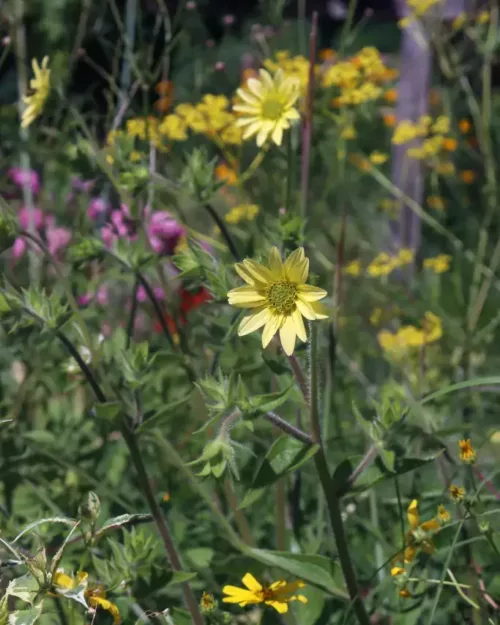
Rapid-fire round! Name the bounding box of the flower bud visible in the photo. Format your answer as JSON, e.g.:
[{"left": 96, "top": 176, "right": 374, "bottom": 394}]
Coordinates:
[{"left": 78, "top": 491, "right": 100, "bottom": 523}]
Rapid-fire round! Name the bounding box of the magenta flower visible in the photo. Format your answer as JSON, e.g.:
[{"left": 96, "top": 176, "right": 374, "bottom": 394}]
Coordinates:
[
  {"left": 72, "top": 177, "right": 95, "bottom": 193},
  {"left": 9, "top": 168, "right": 40, "bottom": 195},
  {"left": 100, "top": 204, "right": 137, "bottom": 246},
  {"left": 12, "top": 238, "right": 27, "bottom": 259},
  {"left": 148, "top": 211, "right": 185, "bottom": 255},
  {"left": 88, "top": 197, "right": 109, "bottom": 221},
  {"left": 46, "top": 226, "right": 72, "bottom": 257},
  {"left": 18, "top": 206, "right": 44, "bottom": 231},
  {"left": 136, "top": 284, "right": 165, "bottom": 302},
  {"left": 77, "top": 293, "right": 93, "bottom": 306}
]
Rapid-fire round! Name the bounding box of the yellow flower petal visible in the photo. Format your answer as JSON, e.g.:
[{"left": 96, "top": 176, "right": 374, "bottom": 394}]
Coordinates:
[
  {"left": 292, "top": 308, "right": 307, "bottom": 342},
  {"left": 238, "top": 308, "right": 272, "bottom": 336},
  {"left": 228, "top": 286, "right": 266, "bottom": 304},
  {"left": 297, "top": 285, "right": 328, "bottom": 301},
  {"left": 407, "top": 499, "right": 419, "bottom": 530},
  {"left": 296, "top": 298, "right": 317, "bottom": 320},
  {"left": 262, "top": 314, "right": 282, "bottom": 348},
  {"left": 310, "top": 302, "right": 329, "bottom": 319},
  {"left": 279, "top": 315, "right": 297, "bottom": 355},
  {"left": 266, "top": 600, "right": 289, "bottom": 613},
  {"left": 242, "top": 573, "right": 263, "bottom": 592},
  {"left": 268, "top": 246, "right": 284, "bottom": 277},
  {"left": 243, "top": 259, "right": 274, "bottom": 283}
]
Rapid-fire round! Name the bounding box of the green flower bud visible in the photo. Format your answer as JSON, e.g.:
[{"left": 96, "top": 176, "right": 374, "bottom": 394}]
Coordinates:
[{"left": 78, "top": 491, "right": 100, "bottom": 523}]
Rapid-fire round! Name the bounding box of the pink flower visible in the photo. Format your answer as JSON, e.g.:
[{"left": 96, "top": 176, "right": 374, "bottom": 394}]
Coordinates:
[
  {"left": 18, "top": 206, "right": 44, "bottom": 231},
  {"left": 88, "top": 197, "right": 109, "bottom": 221},
  {"left": 46, "top": 226, "right": 72, "bottom": 257},
  {"left": 148, "top": 211, "right": 184, "bottom": 255},
  {"left": 12, "top": 238, "right": 27, "bottom": 259},
  {"left": 9, "top": 168, "right": 40, "bottom": 195},
  {"left": 136, "top": 285, "right": 165, "bottom": 302},
  {"left": 78, "top": 293, "right": 93, "bottom": 306},
  {"left": 72, "top": 177, "right": 95, "bottom": 193},
  {"left": 95, "top": 285, "right": 109, "bottom": 306},
  {"left": 100, "top": 204, "right": 137, "bottom": 246}
]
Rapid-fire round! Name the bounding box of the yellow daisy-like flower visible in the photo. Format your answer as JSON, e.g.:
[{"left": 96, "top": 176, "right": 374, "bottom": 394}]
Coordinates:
[
  {"left": 222, "top": 573, "right": 307, "bottom": 614},
  {"left": 233, "top": 69, "right": 301, "bottom": 147},
  {"left": 449, "top": 484, "right": 465, "bottom": 502},
  {"left": 22, "top": 56, "right": 51, "bottom": 128},
  {"left": 227, "top": 247, "right": 328, "bottom": 356},
  {"left": 458, "top": 438, "right": 476, "bottom": 464}
]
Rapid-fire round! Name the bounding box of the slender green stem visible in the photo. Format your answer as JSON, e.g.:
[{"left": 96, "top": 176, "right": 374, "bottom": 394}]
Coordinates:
[
  {"left": 275, "top": 477, "right": 287, "bottom": 551},
  {"left": 299, "top": 326, "right": 370, "bottom": 625},
  {"left": 203, "top": 203, "right": 240, "bottom": 261},
  {"left": 223, "top": 478, "right": 255, "bottom": 547},
  {"left": 126, "top": 279, "right": 140, "bottom": 349},
  {"left": 265, "top": 411, "right": 313, "bottom": 444},
  {"left": 135, "top": 271, "right": 176, "bottom": 350}
]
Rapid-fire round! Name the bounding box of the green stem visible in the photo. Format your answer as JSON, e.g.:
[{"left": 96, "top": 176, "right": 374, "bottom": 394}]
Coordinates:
[
  {"left": 204, "top": 203, "right": 240, "bottom": 261},
  {"left": 304, "top": 325, "right": 370, "bottom": 625}
]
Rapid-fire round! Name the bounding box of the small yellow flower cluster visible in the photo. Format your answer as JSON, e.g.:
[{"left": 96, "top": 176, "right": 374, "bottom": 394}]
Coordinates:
[
  {"left": 423, "top": 254, "right": 451, "bottom": 273},
  {"left": 458, "top": 438, "right": 476, "bottom": 464},
  {"left": 392, "top": 115, "right": 457, "bottom": 161},
  {"left": 263, "top": 50, "right": 313, "bottom": 95},
  {"left": 392, "top": 499, "right": 451, "bottom": 598},
  {"left": 225, "top": 204, "right": 259, "bottom": 224},
  {"left": 367, "top": 249, "right": 414, "bottom": 277},
  {"left": 399, "top": 0, "right": 442, "bottom": 28},
  {"left": 22, "top": 57, "right": 51, "bottom": 128},
  {"left": 453, "top": 9, "right": 490, "bottom": 30},
  {"left": 322, "top": 47, "right": 398, "bottom": 107},
  {"left": 378, "top": 312, "right": 443, "bottom": 353},
  {"left": 378, "top": 198, "right": 400, "bottom": 216},
  {"left": 449, "top": 484, "right": 466, "bottom": 502}
]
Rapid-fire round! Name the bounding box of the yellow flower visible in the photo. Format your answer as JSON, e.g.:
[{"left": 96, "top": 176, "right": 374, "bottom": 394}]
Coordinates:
[
  {"left": 404, "top": 499, "right": 440, "bottom": 563},
  {"left": 442, "top": 137, "right": 457, "bottom": 151},
  {"left": 427, "top": 195, "right": 446, "bottom": 211},
  {"left": 391, "top": 567, "right": 406, "bottom": 577},
  {"left": 341, "top": 124, "right": 357, "bottom": 139},
  {"left": 222, "top": 573, "right": 307, "bottom": 614},
  {"left": 398, "top": 248, "right": 414, "bottom": 265},
  {"left": 477, "top": 10, "right": 489, "bottom": 24},
  {"left": 200, "top": 591, "right": 216, "bottom": 612},
  {"left": 345, "top": 259, "right": 362, "bottom": 276},
  {"left": 22, "top": 56, "right": 51, "bottom": 128},
  {"left": 233, "top": 69, "right": 301, "bottom": 146},
  {"left": 384, "top": 88, "right": 398, "bottom": 103},
  {"left": 367, "top": 252, "right": 398, "bottom": 277},
  {"left": 369, "top": 151, "right": 388, "bottom": 165},
  {"left": 215, "top": 162, "right": 239, "bottom": 186},
  {"left": 423, "top": 254, "right": 451, "bottom": 273},
  {"left": 422, "top": 311, "right": 442, "bottom": 343},
  {"left": 227, "top": 247, "right": 328, "bottom": 356},
  {"left": 383, "top": 112, "right": 397, "bottom": 127},
  {"left": 53, "top": 571, "right": 121, "bottom": 624},
  {"left": 458, "top": 439, "right": 476, "bottom": 464},
  {"left": 158, "top": 114, "right": 188, "bottom": 141},
  {"left": 370, "top": 308, "right": 382, "bottom": 326},
  {"left": 452, "top": 12, "right": 467, "bottom": 30},
  {"left": 459, "top": 119, "right": 471, "bottom": 134},
  {"left": 431, "top": 115, "right": 450, "bottom": 134},
  {"left": 392, "top": 120, "right": 419, "bottom": 145},
  {"left": 225, "top": 204, "right": 260, "bottom": 224},
  {"left": 437, "top": 504, "right": 451, "bottom": 524},
  {"left": 399, "top": 589, "right": 412, "bottom": 598},
  {"left": 449, "top": 484, "right": 465, "bottom": 502}
]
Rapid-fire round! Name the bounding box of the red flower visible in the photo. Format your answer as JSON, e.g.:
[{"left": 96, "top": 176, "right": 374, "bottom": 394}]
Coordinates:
[{"left": 153, "top": 287, "right": 211, "bottom": 335}]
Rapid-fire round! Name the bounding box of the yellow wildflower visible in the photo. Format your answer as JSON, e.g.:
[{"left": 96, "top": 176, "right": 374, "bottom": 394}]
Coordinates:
[
  {"left": 225, "top": 204, "right": 260, "bottom": 224},
  {"left": 369, "top": 151, "right": 388, "bottom": 165},
  {"left": 22, "top": 56, "right": 51, "bottom": 128},
  {"left": 435, "top": 160, "right": 455, "bottom": 176},
  {"left": 345, "top": 260, "right": 362, "bottom": 276},
  {"left": 391, "top": 567, "right": 406, "bottom": 577},
  {"left": 422, "top": 311, "right": 443, "bottom": 342},
  {"left": 449, "top": 484, "right": 465, "bottom": 502},
  {"left": 427, "top": 195, "right": 446, "bottom": 211},
  {"left": 341, "top": 124, "right": 357, "bottom": 139},
  {"left": 407, "top": 0, "right": 441, "bottom": 16},
  {"left": 370, "top": 308, "right": 382, "bottom": 326},
  {"left": 398, "top": 248, "right": 414, "bottom": 265},
  {"left": 477, "top": 10, "right": 489, "bottom": 24},
  {"left": 233, "top": 69, "right": 300, "bottom": 147},
  {"left": 222, "top": 573, "right": 307, "bottom": 614},
  {"left": 53, "top": 571, "right": 121, "bottom": 624},
  {"left": 423, "top": 254, "right": 451, "bottom": 273},
  {"left": 201, "top": 592, "right": 216, "bottom": 612},
  {"left": 442, "top": 137, "right": 457, "bottom": 151},
  {"left": 367, "top": 252, "right": 398, "bottom": 277},
  {"left": 458, "top": 439, "right": 476, "bottom": 464},
  {"left": 220, "top": 122, "right": 244, "bottom": 145},
  {"left": 403, "top": 499, "right": 440, "bottom": 563},
  {"left": 383, "top": 112, "right": 397, "bottom": 127},
  {"left": 215, "top": 162, "right": 238, "bottom": 186},
  {"left": 437, "top": 504, "right": 451, "bottom": 524},
  {"left": 319, "top": 48, "right": 336, "bottom": 62},
  {"left": 227, "top": 247, "right": 328, "bottom": 356},
  {"left": 399, "top": 589, "right": 412, "bottom": 598},
  {"left": 392, "top": 120, "right": 419, "bottom": 145},
  {"left": 431, "top": 115, "right": 450, "bottom": 134},
  {"left": 158, "top": 114, "right": 188, "bottom": 141},
  {"left": 126, "top": 117, "right": 147, "bottom": 139},
  {"left": 452, "top": 13, "right": 467, "bottom": 30},
  {"left": 384, "top": 88, "right": 398, "bottom": 103}
]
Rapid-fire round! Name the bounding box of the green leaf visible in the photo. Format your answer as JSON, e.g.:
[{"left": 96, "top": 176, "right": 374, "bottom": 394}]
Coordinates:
[
  {"left": 8, "top": 602, "right": 43, "bottom": 625},
  {"left": 379, "top": 448, "right": 396, "bottom": 473},
  {"left": 244, "top": 384, "right": 293, "bottom": 419},
  {"left": 292, "top": 585, "right": 325, "bottom": 625},
  {"left": 54, "top": 576, "right": 88, "bottom": 608},
  {"left": 185, "top": 548, "right": 214, "bottom": 568},
  {"left": 246, "top": 549, "right": 347, "bottom": 599},
  {"left": 97, "top": 514, "right": 151, "bottom": 536},
  {"left": 167, "top": 571, "right": 198, "bottom": 586},
  {"left": 136, "top": 393, "right": 193, "bottom": 432},
  {"left": 93, "top": 402, "right": 122, "bottom": 422},
  {"left": 239, "top": 437, "right": 318, "bottom": 509},
  {"left": 6, "top": 575, "right": 40, "bottom": 604},
  {"left": 421, "top": 377, "right": 500, "bottom": 405},
  {"left": 13, "top": 517, "right": 76, "bottom": 543}
]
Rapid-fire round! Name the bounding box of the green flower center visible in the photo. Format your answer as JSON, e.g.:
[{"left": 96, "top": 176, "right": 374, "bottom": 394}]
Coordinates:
[
  {"left": 261, "top": 96, "right": 286, "bottom": 121},
  {"left": 266, "top": 280, "right": 297, "bottom": 315}
]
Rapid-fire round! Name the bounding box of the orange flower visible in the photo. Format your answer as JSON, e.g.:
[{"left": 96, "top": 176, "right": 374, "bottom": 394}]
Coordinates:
[
  {"left": 383, "top": 112, "right": 397, "bottom": 127},
  {"left": 319, "top": 48, "right": 336, "bottom": 62},
  {"left": 162, "top": 492, "right": 171, "bottom": 502},
  {"left": 384, "top": 88, "right": 398, "bottom": 103},
  {"left": 215, "top": 162, "right": 238, "bottom": 186},
  {"left": 459, "top": 119, "right": 471, "bottom": 133},
  {"left": 442, "top": 137, "right": 457, "bottom": 151},
  {"left": 154, "top": 80, "right": 174, "bottom": 113},
  {"left": 460, "top": 170, "right": 476, "bottom": 184}
]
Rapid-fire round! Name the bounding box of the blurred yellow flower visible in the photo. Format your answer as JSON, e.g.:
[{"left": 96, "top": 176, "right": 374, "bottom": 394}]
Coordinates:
[
  {"left": 431, "top": 115, "right": 450, "bottom": 134},
  {"left": 452, "top": 13, "right": 467, "bottom": 30},
  {"left": 22, "top": 56, "right": 51, "bottom": 128},
  {"left": 215, "top": 162, "right": 238, "bottom": 186},
  {"left": 222, "top": 573, "right": 307, "bottom": 613},
  {"left": 369, "top": 151, "right": 388, "bottom": 165},
  {"left": 225, "top": 204, "right": 260, "bottom": 224},
  {"left": 437, "top": 504, "right": 451, "bottom": 524},
  {"left": 345, "top": 259, "right": 362, "bottom": 276},
  {"left": 424, "top": 254, "right": 451, "bottom": 273},
  {"left": 460, "top": 170, "right": 476, "bottom": 184},
  {"left": 442, "top": 137, "right": 457, "bottom": 151},
  {"left": 458, "top": 439, "right": 476, "bottom": 464},
  {"left": 459, "top": 119, "right": 471, "bottom": 134},
  {"left": 477, "top": 10, "right": 489, "bottom": 24},
  {"left": 384, "top": 88, "right": 398, "bottom": 103},
  {"left": 158, "top": 114, "right": 188, "bottom": 141},
  {"left": 368, "top": 252, "right": 398, "bottom": 277},
  {"left": 227, "top": 247, "right": 328, "bottom": 355},
  {"left": 233, "top": 69, "right": 300, "bottom": 147},
  {"left": 427, "top": 195, "right": 446, "bottom": 211},
  {"left": 383, "top": 112, "right": 397, "bottom": 127},
  {"left": 449, "top": 484, "right": 465, "bottom": 502}
]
